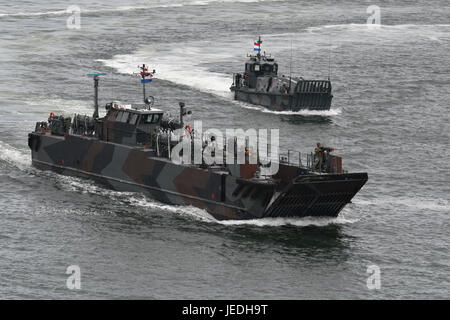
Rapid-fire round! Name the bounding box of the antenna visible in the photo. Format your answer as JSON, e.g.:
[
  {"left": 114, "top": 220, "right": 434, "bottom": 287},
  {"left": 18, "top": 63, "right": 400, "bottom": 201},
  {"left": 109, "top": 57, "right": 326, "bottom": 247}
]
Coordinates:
[
  {"left": 179, "top": 102, "right": 192, "bottom": 131},
  {"left": 289, "top": 38, "right": 293, "bottom": 92},
  {"left": 87, "top": 73, "right": 106, "bottom": 119},
  {"left": 111, "top": 70, "right": 114, "bottom": 102},
  {"left": 328, "top": 34, "right": 332, "bottom": 81}
]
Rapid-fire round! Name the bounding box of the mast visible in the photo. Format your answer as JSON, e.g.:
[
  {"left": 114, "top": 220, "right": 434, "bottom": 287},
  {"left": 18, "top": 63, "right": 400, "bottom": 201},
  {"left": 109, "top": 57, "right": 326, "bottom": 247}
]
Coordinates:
[
  {"left": 256, "top": 36, "right": 262, "bottom": 60},
  {"left": 328, "top": 35, "right": 332, "bottom": 81},
  {"left": 87, "top": 73, "right": 106, "bottom": 119},
  {"left": 138, "top": 64, "right": 155, "bottom": 104},
  {"left": 289, "top": 38, "right": 293, "bottom": 92}
]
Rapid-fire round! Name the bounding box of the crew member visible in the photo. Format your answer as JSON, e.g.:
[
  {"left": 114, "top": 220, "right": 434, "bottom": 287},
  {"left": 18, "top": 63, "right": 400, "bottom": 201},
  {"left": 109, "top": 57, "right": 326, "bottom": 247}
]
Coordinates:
[
  {"left": 314, "top": 143, "right": 335, "bottom": 171},
  {"left": 235, "top": 73, "right": 242, "bottom": 88},
  {"left": 314, "top": 143, "right": 323, "bottom": 170}
]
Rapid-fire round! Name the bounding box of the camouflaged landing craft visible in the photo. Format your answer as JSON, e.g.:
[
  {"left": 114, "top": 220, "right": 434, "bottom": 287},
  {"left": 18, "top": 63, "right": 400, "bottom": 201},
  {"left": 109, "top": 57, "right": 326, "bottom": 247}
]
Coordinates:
[
  {"left": 28, "top": 65, "right": 367, "bottom": 220},
  {"left": 230, "top": 37, "right": 333, "bottom": 111}
]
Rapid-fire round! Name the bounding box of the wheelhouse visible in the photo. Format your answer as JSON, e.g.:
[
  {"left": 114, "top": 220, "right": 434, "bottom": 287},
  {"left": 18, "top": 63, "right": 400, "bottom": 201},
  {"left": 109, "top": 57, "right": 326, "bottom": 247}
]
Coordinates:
[
  {"left": 101, "top": 103, "right": 164, "bottom": 146},
  {"left": 244, "top": 57, "right": 278, "bottom": 89}
]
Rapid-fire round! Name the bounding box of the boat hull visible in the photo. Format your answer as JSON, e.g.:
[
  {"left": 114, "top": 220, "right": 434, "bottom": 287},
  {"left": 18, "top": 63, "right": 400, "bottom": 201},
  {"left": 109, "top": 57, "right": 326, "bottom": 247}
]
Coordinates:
[
  {"left": 29, "top": 133, "right": 367, "bottom": 220},
  {"left": 231, "top": 87, "right": 333, "bottom": 111}
]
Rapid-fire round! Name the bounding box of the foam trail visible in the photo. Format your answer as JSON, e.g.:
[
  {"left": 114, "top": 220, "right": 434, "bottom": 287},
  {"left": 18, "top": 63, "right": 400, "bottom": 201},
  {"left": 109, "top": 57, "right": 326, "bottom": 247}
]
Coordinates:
[
  {"left": 214, "top": 213, "right": 359, "bottom": 227},
  {"left": 127, "top": 195, "right": 215, "bottom": 221},
  {"left": 127, "top": 194, "right": 359, "bottom": 227},
  {"left": 0, "top": 141, "right": 30, "bottom": 171},
  {"left": 99, "top": 47, "right": 233, "bottom": 97},
  {"left": 235, "top": 100, "right": 342, "bottom": 116}
]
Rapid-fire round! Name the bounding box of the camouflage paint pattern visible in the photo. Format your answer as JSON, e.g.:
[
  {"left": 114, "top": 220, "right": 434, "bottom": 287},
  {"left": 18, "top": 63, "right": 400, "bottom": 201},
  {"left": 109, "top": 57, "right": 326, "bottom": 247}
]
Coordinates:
[{"left": 28, "top": 132, "right": 367, "bottom": 220}]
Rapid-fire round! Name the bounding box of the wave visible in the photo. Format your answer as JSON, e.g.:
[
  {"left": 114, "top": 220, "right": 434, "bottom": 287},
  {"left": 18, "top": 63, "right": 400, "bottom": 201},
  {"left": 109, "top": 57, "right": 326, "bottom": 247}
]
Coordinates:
[
  {"left": 235, "top": 100, "right": 342, "bottom": 116},
  {"left": 215, "top": 215, "right": 358, "bottom": 227},
  {"left": 0, "top": 141, "right": 30, "bottom": 171},
  {"left": 98, "top": 48, "right": 233, "bottom": 97}
]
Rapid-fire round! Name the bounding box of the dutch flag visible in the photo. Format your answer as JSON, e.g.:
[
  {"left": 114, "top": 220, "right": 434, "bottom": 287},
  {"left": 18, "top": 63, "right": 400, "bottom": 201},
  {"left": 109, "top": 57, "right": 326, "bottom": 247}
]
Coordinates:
[{"left": 254, "top": 41, "right": 261, "bottom": 52}]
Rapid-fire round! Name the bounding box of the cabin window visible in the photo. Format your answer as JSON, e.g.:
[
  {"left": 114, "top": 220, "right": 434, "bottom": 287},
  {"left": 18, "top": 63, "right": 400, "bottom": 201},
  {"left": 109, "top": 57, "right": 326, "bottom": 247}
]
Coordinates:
[
  {"left": 263, "top": 64, "right": 272, "bottom": 72},
  {"left": 152, "top": 114, "right": 161, "bottom": 123},
  {"left": 140, "top": 113, "right": 162, "bottom": 124},
  {"left": 142, "top": 114, "right": 154, "bottom": 124},
  {"left": 254, "top": 64, "right": 260, "bottom": 72},
  {"left": 115, "top": 111, "right": 124, "bottom": 120},
  {"left": 141, "top": 114, "right": 150, "bottom": 124},
  {"left": 119, "top": 111, "right": 129, "bottom": 123},
  {"left": 129, "top": 113, "right": 139, "bottom": 125}
]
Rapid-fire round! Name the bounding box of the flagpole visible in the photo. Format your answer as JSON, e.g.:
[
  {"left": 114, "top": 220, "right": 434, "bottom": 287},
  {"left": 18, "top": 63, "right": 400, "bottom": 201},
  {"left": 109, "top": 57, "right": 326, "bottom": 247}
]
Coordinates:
[{"left": 257, "top": 36, "right": 262, "bottom": 60}]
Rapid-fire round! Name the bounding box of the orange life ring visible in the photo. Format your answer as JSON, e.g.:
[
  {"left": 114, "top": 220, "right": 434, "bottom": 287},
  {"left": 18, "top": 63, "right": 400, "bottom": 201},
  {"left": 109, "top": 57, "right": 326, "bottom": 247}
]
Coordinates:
[
  {"left": 49, "top": 112, "right": 55, "bottom": 120},
  {"left": 185, "top": 124, "right": 192, "bottom": 133}
]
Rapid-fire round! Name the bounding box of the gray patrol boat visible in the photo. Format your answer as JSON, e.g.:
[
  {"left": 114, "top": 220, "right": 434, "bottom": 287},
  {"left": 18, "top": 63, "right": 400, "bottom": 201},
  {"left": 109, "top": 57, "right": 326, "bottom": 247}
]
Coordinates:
[{"left": 230, "top": 37, "right": 333, "bottom": 111}]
